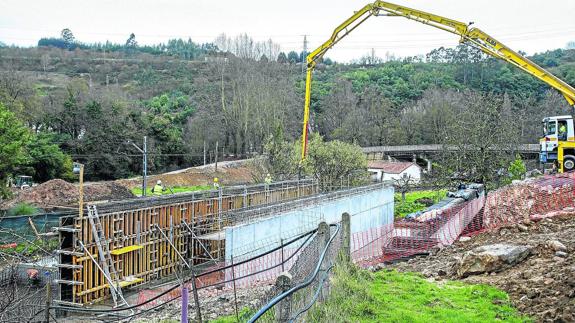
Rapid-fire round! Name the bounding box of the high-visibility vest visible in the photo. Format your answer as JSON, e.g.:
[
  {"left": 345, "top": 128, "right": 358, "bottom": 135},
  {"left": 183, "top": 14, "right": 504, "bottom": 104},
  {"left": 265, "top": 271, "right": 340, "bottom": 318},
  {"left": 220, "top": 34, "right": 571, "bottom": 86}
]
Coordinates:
[{"left": 152, "top": 184, "right": 163, "bottom": 195}]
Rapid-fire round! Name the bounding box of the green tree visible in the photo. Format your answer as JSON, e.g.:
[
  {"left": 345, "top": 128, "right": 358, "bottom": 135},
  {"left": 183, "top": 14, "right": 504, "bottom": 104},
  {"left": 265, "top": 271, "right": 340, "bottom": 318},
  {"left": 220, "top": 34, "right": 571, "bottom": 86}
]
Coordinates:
[
  {"left": 263, "top": 124, "right": 299, "bottom": 179},
  {"left": 277, "top": 52, "right": 288, "bottom": 64},
  {"left": 61, "top": 28, "right": 75, "bottom": 49},
  {"left": 25, "top": 132, "right": 75, "bottom": 182},
  {"left": 303, "top": 134, "right": 367, "bottom": 190},
  {"left": 287, "top": 51, "right": 299, "bottom": 63},
  {"left": 0, "top": 102, "right": 31, "bottom": 197},
  {"left": 126, "top": 33, "right": 138, "bottom": 49},
  {"left": 507, "top": 154, "right": 527, "bottom": 182}
]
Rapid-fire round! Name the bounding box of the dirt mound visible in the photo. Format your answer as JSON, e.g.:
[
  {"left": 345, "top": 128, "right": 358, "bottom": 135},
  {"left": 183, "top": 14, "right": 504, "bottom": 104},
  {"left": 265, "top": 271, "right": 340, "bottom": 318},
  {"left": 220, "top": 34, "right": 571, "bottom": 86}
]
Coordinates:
[
  {"left": 483, "top": 174, "right": 575, "bottom": 228},
  {"left": 386, "top": 214, "right": 575, "bottom": 322},
  {"left": 115, "top": 160, "right": 255, "bottom": 190},
  {"left": 2, "top": 179, "right": 134, "bottom": 209}
]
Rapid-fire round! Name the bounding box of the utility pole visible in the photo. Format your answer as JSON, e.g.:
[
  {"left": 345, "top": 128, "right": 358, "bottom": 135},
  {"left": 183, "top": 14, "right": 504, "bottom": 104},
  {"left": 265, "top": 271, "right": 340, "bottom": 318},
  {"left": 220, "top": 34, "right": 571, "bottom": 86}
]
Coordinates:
[
  {"left": 128, "top": 136, "right": 148, "bottom": 197},
  {"left": 215, "top": 141, "right": 219, "bottom": 172},
  {"left": 203, "top": 141, "right": 206, "bottom": 166},
  {"left": 302, "top": 35, "right": 308, "bottom": 73},
  {"left": 73, "top": 162, "right": 84, "bottom": 218}
]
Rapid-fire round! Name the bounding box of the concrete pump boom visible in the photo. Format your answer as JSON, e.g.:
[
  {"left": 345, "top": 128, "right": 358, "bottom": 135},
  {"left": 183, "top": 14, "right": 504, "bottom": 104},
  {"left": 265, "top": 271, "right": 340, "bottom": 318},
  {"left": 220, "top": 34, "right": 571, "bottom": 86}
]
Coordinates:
[{"left": 301, "top": 0, "right": 575, "bottom": 160}]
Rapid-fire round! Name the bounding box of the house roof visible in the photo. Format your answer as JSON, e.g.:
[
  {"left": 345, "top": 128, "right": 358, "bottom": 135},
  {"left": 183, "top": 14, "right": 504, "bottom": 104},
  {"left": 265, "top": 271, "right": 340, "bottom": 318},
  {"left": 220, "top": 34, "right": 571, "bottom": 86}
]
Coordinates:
[{"left": 367, "top": 161, "right": 419, "bottom": 174}]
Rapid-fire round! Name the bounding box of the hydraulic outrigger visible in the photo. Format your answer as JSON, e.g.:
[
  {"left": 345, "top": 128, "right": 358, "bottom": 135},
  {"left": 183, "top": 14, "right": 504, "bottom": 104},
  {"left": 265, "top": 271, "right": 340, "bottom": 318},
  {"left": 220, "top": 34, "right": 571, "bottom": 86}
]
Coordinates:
[{"left": 300, "top": 1, "right": 575, "bottom": 172}]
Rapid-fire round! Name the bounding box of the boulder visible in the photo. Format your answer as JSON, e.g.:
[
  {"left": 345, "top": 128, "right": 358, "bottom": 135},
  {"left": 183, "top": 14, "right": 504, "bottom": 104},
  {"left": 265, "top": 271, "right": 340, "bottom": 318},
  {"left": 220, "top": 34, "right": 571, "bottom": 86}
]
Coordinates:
[
  {"left": 547, "top": 240, "right": 567, "bottom": 252},
  {"left": 456, "top": 244, "right": 532, "bottom": 277}
]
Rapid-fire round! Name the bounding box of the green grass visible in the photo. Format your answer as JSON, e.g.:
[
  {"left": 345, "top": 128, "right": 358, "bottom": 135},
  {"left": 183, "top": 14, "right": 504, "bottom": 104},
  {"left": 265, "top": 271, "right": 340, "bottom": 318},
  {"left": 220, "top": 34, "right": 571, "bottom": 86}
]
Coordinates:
[
  {"left": 210, "top": 307, "right": 255, "bottom": 322},
  {"left": 131, "top": 185, "right": 212, "bottom": 197},
  {"left": 394, "top": 190, "right": 446, "bottom": 218},
  {"left": 6, "top": 203, "right": 40, "bottom": 217},
  {"left": 307, "top": 266, "right": 530, "bottom": 323}
]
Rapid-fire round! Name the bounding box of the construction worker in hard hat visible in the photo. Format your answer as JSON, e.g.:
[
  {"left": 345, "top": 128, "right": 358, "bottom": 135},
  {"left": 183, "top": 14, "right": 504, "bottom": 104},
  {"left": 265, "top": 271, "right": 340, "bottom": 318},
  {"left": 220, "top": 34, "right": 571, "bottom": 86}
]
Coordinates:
[
  {"left": 151, "top": 180, "right": 165, "bottom": 196},
  {"left": 213, "top": 177, "right": 220, "bottom": 189},
  {"left": 264, "top": 173, "right": 272, "bottom": 185},
  {"left": 559, "top": 122, "right": 567, "bottom": 140}
]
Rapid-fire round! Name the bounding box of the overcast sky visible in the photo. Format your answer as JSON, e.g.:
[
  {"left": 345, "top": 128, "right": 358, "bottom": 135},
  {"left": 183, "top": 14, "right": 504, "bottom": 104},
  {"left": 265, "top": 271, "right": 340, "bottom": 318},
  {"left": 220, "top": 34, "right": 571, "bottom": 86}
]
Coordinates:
[{"left": 1, "top": 0, "right": 574, "bottom": 62}]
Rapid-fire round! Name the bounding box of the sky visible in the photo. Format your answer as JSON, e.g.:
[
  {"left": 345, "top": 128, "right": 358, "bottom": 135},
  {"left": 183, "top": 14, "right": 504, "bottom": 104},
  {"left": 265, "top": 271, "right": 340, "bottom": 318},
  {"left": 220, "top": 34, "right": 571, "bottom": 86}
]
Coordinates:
[{"left": 1, "top": 0, "right": 574, "bottom": 62}]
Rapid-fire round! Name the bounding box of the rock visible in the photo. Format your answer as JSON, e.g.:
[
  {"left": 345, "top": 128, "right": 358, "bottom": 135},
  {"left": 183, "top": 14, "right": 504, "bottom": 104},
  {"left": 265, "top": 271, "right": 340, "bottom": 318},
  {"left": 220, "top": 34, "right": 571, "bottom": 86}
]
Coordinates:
[
  {"left": 437, "top": 269, "right": 447, "bottom": 276},
  {"left": 547, "top": 240, "right": 567, "bottom": 252},
  {"left": 499, "top": 229, "right": 510, "bottom": 236},
  {"left": 517, "top": 224, "right": 529, "bottom": 232},
  {"left": 555, "top": 251, "right": 568, "bottom": 258},
  {"left": 459, "top": 236, "right": 471, "bottom": 242},
  {"left": 455, "top": 244, "right": 532, "bottom": 278}
]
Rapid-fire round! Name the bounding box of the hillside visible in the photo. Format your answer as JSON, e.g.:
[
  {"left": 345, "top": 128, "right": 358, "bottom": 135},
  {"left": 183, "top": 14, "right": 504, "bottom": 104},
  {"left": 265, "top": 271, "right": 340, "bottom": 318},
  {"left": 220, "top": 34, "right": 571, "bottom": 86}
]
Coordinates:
[{"left": 1, "top": 43, "right": 574, "bottom": 182}]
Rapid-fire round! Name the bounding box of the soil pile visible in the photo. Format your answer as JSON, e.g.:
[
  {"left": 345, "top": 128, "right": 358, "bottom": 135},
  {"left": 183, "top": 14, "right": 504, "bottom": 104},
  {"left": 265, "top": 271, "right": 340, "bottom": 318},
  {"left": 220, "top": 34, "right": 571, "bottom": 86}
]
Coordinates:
[
  {"left": 386, "top": 214, "right": 575, "bottom": 322},
  {"left": 1, "top": 179, "right": 134, "bottom": 209},
  {"left": 115, "top": 160, "right": 255, "bottom": 189},
  {"left": 483, "top": 174, "right": 575, "bottom": 228}
]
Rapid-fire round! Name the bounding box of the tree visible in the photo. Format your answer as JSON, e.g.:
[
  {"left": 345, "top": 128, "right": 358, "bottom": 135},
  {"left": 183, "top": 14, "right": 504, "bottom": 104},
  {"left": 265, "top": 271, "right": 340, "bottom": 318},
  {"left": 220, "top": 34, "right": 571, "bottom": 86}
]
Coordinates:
[
  {"left": 24, "top": 132, "right": 75, "bottom": 182},
  {"left": 61, "top": 28, "right": 75, "bottom": 49},
  {"left": 433, "top": 91, "right": 520, "bottom": 188},
  {"left": 262, "top": 124, "right": 299, "bottom": 179},
  {"left": 277, "top": 52, "right": 288, "bottom": 64},
  {"left": 0, "top": 103, "right": 31, "bottom": 197},
  {"left": 507, "top": 154, "right": 526, "bottom": 183},
  {"left": 287, "top": 51, "right": 299, "bottom": 64},
  {"left": 125, "top": 33, "right": 138, "bottom": 48},
  {"left": 304, "top": 134, "right": 367, "bottom": 190}
]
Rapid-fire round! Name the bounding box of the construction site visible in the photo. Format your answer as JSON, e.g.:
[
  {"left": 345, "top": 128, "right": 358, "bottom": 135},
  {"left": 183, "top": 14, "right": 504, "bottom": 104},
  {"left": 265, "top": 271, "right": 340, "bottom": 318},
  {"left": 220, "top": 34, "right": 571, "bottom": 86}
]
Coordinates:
[{"left": 1, "top": 0, "right": 575, "bottom": 322}]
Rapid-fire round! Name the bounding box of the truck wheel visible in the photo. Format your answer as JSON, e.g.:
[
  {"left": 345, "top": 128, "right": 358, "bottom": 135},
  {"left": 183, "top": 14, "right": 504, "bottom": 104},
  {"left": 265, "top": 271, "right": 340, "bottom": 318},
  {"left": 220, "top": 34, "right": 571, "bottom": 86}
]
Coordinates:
[{"left": 563, "top": 155, "right": 575, "bottom": 171}]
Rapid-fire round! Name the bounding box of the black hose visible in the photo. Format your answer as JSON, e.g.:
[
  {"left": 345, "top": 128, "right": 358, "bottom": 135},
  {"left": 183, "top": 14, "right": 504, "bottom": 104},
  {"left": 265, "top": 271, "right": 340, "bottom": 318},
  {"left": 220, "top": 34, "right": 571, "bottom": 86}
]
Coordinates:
[{"left": 248, "top": 223, "right": 340, "bottom": 322}]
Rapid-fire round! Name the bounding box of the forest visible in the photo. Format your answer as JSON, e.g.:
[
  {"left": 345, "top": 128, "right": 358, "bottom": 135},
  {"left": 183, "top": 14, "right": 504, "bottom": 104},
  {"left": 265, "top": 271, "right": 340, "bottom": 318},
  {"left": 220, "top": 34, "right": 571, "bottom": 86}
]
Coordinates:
[{"left": 1, "top": 30, "right": 574, "bottom": 184}]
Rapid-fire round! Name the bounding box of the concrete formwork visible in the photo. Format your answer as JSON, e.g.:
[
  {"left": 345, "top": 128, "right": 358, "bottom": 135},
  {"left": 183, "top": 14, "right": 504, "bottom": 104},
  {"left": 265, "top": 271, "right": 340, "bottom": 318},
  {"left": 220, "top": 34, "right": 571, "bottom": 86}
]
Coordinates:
[{"left": 56, "top": 180, "right": 317, "bottom": 306}]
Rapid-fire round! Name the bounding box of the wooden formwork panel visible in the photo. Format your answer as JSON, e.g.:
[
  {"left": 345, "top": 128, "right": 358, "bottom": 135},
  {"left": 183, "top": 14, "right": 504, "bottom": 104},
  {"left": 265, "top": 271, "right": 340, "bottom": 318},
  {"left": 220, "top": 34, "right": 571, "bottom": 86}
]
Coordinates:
[{"left": 59, "top": 182, "right": 318, "bottom": 305}]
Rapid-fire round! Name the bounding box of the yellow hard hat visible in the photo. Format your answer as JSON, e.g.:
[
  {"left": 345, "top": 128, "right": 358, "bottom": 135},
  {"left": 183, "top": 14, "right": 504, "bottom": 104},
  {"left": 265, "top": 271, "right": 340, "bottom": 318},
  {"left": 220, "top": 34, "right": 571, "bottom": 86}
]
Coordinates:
[{"left": 214, "top": 177, "right": 219, "bottom": 182}]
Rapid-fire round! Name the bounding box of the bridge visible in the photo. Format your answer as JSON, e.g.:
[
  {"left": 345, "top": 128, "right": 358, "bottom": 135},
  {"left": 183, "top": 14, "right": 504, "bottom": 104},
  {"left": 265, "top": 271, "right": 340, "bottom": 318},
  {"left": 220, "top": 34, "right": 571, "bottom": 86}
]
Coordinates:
[{"left": 362, "top": 144, "right": 540, "bottom": 155}]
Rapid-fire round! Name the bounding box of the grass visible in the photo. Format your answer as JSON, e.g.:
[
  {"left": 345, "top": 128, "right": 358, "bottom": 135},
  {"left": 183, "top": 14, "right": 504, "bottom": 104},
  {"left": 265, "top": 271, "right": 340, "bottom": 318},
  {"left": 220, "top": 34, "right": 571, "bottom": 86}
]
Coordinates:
[
  {"left": 6, "top": 203, "right": 40, "bottom": 217},
  {"left": 131, "top": 185, "right": 212, "bottom": 197},
  {"left": 210, "top": 307, "right": 255, "bottom": 322},
  {"left": 307, "top": 266, "right": 530, "bottom": 323},
  {"left": 394, "top": 190, "right": 446, "bottom": 218}
]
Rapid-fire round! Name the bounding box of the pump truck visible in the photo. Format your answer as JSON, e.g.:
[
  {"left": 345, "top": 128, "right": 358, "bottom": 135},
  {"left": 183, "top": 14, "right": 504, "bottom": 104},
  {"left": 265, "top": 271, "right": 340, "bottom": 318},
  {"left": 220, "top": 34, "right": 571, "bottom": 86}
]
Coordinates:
[{"left": 299, "top": 1, "right": 575, "bottom": 172}]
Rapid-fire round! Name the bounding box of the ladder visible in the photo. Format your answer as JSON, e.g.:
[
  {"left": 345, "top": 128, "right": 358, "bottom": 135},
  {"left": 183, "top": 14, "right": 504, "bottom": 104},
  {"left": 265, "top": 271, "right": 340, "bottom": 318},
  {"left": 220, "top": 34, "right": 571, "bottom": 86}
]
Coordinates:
[{"left": 87, "top": 205, "right": 128, "bottom": 307}]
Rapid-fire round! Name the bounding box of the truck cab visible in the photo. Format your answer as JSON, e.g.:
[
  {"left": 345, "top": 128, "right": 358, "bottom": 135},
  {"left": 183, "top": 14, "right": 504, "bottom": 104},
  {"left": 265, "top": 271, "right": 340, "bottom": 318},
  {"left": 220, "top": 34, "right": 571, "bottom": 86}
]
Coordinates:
[{"left": 540, "top": 116, "right": 575, "bottom": 171}]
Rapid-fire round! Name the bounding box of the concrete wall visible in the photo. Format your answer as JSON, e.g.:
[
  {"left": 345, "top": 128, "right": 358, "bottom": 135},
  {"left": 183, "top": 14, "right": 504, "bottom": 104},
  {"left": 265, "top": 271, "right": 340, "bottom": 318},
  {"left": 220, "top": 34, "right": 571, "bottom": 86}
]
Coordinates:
[{"left": 224, "top": 184, "right": 394, "bottom": 283}]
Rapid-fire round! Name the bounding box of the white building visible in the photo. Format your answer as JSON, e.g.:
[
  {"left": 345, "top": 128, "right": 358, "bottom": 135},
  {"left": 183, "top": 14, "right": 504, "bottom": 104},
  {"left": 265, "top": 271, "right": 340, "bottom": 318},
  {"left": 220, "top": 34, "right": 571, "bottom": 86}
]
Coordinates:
[{"left": 368, "top": 161, "right": 422, "bottom": 183}]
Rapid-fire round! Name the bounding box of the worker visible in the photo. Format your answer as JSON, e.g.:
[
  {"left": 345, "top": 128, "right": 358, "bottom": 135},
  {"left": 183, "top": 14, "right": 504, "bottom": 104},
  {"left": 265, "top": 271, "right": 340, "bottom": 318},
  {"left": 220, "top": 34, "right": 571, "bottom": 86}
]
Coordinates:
[
  {"left": 213, "top": 177, "right": 220, "bottom": 189},
  {"left": 26, "top": 269, "right": 39, "bottom": 286},
  {"left": 559, "top": 123, "right": 567, "bottom": 140},
  {"left": 264, "top": 173, "right": 272, "bottom": 185},
  {"left": 151, "top": 180, "right": 164, "bottom": 196}
]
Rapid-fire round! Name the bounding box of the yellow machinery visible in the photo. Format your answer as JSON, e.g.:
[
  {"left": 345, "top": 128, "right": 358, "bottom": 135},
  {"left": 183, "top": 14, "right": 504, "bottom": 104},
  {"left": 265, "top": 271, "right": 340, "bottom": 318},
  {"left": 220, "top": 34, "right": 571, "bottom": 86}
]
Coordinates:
[{"left": 300, "top": 1, "right": 575, "bottom": 172}]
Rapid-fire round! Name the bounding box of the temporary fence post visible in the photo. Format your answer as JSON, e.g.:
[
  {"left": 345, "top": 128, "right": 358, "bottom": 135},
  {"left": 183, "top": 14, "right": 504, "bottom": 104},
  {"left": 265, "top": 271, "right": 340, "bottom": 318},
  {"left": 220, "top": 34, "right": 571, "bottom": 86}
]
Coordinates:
[
  {"left": 231, "top": 255, "right": 239, "bottom": 322},
  {"left": 341, "top": 213, "right": 351, "bottom": 263},
  {"left": 45, "top": 273, "right": 51, "bottom": 323},
  {"left": 275, "top": 272, "right": 293, "bottom": 322},
  {"left": 181, "top": 287, "right": 188, "bottom": 323},
  {"left": 317, "top": 221, "right": 330, "bottom": 301},
  {"left": 280, "top": 238, "right": 285, "bottom": 272}
]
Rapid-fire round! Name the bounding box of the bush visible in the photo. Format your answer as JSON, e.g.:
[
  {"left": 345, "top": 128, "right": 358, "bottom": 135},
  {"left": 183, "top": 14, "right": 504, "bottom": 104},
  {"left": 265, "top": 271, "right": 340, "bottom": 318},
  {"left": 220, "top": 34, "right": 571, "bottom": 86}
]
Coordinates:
[{"left": 6, "top": 203, "right": 39, "bottom": 217}]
